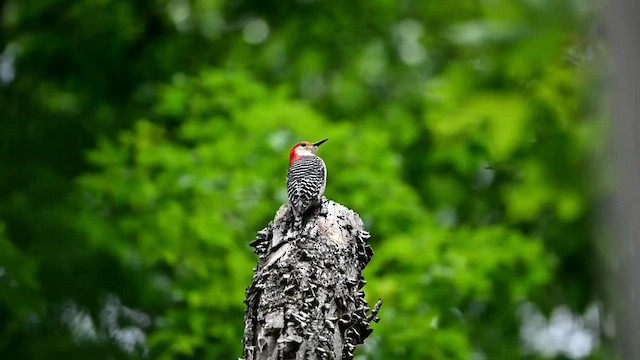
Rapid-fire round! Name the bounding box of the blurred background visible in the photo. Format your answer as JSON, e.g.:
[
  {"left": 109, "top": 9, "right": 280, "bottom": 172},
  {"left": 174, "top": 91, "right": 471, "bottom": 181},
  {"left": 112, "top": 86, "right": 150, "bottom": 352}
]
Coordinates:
[{"left": 0, "top": 0, "right": 614, "bottom": 359}]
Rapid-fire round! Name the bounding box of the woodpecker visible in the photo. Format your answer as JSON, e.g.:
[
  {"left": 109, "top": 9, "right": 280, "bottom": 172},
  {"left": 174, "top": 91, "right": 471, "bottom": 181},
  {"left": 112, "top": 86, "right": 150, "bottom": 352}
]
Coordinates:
[{"left": 286, "top": 139, "right": 328, "bottom": 229}]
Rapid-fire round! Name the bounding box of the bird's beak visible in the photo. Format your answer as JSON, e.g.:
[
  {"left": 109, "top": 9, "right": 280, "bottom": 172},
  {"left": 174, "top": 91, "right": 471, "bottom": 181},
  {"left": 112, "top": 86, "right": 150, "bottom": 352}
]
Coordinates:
[{"left": 314, "top": 139, "right": 329, "bottom": 147}]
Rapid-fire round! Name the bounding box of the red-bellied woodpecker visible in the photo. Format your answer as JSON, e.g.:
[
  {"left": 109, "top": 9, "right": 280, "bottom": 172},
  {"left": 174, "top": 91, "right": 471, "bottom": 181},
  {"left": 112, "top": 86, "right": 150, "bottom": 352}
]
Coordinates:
[{"left": 287, "top": 139, "right": 328, "bottom": 230}]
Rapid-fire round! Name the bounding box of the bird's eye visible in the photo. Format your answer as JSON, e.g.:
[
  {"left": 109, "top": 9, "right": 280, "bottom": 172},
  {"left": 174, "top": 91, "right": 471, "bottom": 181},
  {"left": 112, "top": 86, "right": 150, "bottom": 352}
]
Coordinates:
[{"left": 300, "top": 143, "right": 307, "bottom": 147}]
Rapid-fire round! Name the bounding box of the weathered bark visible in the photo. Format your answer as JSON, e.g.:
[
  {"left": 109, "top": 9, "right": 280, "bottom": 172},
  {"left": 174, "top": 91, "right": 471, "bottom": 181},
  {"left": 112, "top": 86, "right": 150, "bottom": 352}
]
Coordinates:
[{"left": 243, "top": 197, "right": 381, "bottom": 360}]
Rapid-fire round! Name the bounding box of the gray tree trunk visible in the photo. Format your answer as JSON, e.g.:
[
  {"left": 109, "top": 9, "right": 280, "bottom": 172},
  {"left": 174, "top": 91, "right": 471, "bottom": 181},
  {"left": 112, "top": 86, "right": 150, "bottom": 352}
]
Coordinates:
[
  {"left": 243, "top": 198, "right": 381, "bottom": 360},
  {"left": 606, "top": 0, "right": 640, "bottom": 357}
]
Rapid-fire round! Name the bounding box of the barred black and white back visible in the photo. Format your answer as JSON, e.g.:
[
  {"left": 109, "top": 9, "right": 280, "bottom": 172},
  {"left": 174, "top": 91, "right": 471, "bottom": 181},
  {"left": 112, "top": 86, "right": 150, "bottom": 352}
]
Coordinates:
[{"left": 286, "top": 155, "right": 327, "bottom": 228}]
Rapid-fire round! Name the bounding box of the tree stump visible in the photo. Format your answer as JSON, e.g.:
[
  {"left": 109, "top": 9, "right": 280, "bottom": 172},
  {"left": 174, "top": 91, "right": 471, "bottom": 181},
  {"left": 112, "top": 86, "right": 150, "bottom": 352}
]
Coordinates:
[{"left": 243, "top": 197, "right": 381, "bottom": 360}]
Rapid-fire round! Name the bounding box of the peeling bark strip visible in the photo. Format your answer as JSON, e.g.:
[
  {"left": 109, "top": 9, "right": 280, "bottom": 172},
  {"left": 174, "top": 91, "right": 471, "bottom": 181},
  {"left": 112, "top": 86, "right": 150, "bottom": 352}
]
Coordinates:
[{"left": 243, "top": 198, "right": 381, "bottom": 360}]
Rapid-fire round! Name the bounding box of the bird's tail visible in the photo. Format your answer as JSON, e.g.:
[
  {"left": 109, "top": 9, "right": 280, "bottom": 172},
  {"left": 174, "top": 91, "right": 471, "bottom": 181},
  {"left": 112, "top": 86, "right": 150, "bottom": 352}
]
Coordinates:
[{"left": 293, "top": 213, "right": 304, "bottom": 234}]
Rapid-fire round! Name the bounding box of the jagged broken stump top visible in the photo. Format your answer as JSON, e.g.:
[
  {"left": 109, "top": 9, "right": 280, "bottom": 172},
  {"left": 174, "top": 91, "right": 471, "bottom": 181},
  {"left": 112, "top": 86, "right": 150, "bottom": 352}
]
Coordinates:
[{"left": 244, "top": 197, "right": 381, "bottom": 360}]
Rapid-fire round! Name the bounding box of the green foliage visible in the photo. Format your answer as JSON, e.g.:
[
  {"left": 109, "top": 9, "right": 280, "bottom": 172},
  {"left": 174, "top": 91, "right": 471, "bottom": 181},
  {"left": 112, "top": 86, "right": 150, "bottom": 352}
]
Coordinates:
[
  {"left": 0, "top": 223, "right": 41, "bottom": 326},
  {"left": 0, "top": 0, "right": 605, "bottom": 358},
  {"left": 77, "top": 71, "right": 432, "bottom": 357}
]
